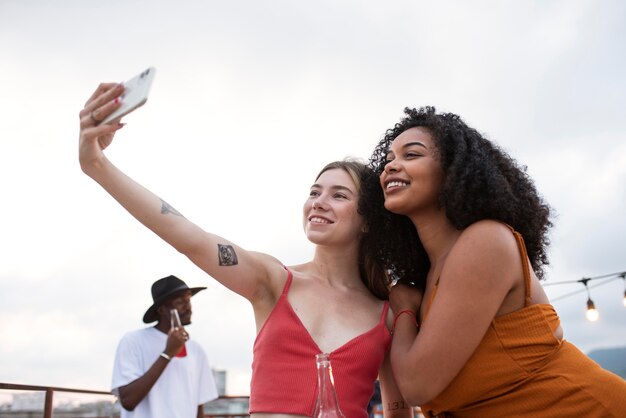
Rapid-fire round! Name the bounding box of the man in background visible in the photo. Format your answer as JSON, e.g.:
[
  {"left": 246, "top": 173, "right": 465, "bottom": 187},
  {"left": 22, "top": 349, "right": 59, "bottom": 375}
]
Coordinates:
[{"left": 112, "top": 275, "right": 218, "bottom": 418}]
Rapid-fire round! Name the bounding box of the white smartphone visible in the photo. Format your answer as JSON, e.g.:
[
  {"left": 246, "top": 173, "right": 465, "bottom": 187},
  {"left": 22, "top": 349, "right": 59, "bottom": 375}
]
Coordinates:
[{"left": 100, "top": 66, "right": 156, "bottom": 125}]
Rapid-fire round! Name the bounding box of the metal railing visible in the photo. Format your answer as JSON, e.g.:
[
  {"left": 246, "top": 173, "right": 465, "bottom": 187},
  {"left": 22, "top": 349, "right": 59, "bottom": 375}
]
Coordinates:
[{"left": 0, "top": 382, "right": 249, "bottom": 418}]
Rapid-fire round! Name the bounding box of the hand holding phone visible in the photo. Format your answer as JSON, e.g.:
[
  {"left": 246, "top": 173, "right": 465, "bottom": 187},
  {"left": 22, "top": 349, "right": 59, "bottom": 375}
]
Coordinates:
[{"left": 100, "top": 67, "right": 156, "bottom": 125}]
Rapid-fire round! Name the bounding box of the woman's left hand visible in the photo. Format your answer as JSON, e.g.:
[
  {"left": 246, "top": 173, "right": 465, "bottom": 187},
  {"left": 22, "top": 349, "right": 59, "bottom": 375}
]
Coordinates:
[{"left": 389, "top": 281, "right": 423, "bottom": 314}]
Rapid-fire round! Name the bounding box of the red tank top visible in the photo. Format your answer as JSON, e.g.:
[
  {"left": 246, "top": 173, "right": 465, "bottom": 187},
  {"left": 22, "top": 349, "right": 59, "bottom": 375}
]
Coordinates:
[{"left": 249, "top": 268, "right": 391, "bottom": 418}]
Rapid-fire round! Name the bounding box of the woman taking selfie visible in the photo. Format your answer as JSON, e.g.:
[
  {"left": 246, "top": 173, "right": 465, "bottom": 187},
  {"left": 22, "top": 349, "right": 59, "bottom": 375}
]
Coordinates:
[{"left": 78, "top": 82, "right": 412, "bottom": 418}]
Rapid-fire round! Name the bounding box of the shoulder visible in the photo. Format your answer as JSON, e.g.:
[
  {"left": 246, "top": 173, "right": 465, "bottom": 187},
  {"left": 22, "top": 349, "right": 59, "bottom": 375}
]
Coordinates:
[
  {"left": 234, "top": 252, "right": 293, "bottom": 312},
  {"left": 118, "top": 327, "right": 154, "bottom": 346},
  {"left": 119, "top": 327, "right": 146, "bottom": 341},
  {"left": 454, "top": 220, "right": 517, "bottom": 256},
  {"left": 446, "top": 220, "right": 520, "bottom": 286},
  {"left": 246, "top": 250, "right": 286, "bottom": 278},
  {"left": 114, "top": 329, "right": 148, "bottom": 360},
  {"left": 249, "top": 251, "right": 292, "bottom": 280},
  {"left": 283, "top": 262, "right": 314, "bottom": 285},
  {"left": 244, "top": 251, "right": 291, "bottom": 300},
  {"left": 461, "top": 219, "right": 513, "bottom": 238}
]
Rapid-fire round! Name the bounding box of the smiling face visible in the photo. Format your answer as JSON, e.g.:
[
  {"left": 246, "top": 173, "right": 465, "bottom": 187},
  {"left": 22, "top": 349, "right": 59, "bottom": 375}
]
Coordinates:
[
  {"left": 380, "top": 127, "right": 444, "bottom": 217},
  {"left": 303, "top": 167, "right": 364, "bottom": 247}
]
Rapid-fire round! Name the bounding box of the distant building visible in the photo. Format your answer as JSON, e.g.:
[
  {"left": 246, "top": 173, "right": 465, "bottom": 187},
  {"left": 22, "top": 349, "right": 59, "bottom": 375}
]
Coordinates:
[
  {"left": 213, "top": 369, "right": 227, "bottom": 396},
  {"left": 11, "top": 391, "right": 44, "bottom": 411},
  {"left": 205, "top": 370, "right": 249, "bottom": 416}
]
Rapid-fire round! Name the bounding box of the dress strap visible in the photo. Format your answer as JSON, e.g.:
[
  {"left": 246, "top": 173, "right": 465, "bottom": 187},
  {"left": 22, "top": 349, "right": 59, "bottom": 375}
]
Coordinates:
[
  {"left": 502, "top": 224, "right": 533, "bottom": 307},
  {"left": 281, "top": 266, "right": 294, "bottom": 296}
]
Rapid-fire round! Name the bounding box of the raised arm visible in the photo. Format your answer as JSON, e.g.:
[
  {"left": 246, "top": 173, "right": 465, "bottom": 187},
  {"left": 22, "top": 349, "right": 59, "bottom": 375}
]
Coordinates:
[{"left": 78, "top": 83, "right": 279, "bottom": 302}]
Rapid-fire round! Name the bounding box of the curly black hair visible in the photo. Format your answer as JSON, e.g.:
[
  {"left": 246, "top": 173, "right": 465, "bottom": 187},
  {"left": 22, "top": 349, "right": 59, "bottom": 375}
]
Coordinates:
[{"left": 368, "top": 106, "right": 553, "bottom": 286}]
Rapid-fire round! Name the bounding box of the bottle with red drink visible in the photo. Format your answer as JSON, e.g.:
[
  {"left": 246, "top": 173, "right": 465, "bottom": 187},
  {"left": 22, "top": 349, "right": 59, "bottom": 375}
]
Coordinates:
[{"left": 170, "top": 309, "right": 187, "bottom": 357}]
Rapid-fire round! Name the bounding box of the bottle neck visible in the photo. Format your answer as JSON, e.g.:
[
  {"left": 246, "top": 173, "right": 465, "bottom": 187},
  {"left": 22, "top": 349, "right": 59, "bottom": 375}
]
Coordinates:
[{"left": 315, "top": 353, "right": 344, "bottom": 418}]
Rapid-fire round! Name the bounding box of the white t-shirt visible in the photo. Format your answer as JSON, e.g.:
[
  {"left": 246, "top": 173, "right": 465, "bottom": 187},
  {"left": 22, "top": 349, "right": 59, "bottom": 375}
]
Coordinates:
[{"left": 111, "top": 327, "right": 218, "bottom": 418}]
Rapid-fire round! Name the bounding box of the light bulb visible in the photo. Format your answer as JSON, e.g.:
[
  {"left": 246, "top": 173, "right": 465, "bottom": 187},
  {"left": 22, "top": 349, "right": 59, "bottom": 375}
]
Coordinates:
[
  {"left": 586, "top": 308, "right": 599, "bottom": 322},
  {"left": 586, "top": 298, "right": 599, "bottom": 322},
  {"left": 622, "top": 290, "right": 626, "bottom": 307}
]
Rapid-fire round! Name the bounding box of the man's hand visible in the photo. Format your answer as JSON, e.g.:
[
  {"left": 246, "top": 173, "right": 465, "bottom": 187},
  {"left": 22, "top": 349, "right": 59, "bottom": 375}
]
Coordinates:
[{"left": 164, "top": 326, "right": 189, "bottom": 357}]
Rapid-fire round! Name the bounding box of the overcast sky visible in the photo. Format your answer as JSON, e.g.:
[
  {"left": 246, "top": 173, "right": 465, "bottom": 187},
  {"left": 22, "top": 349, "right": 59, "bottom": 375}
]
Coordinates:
[{"left": 1, "top": 0, "right": 625, "bottom": 399}]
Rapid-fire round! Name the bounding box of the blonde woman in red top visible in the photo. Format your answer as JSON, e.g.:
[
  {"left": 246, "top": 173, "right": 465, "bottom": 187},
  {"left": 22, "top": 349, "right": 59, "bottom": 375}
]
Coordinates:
[{"left": 78, "top": 83, "right": 412, "bottom": 418}]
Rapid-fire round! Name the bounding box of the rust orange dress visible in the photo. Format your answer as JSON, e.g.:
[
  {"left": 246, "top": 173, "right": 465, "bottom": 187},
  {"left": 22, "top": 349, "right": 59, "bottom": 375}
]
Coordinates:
[{"left": 419, "top": 226, "right": 626, "bottom": 418}]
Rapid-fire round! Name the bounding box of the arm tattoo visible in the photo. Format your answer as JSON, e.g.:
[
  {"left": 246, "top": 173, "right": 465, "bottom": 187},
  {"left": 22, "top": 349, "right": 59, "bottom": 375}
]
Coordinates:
[
  {"left": 218, "top": 244, "right": 238, "bottom": 266},
  {"left": 160, "top": 199, "right": 183, "bottom": 217},
  {"left": 387, "top": 401, "right": 410, "bottom": 411}
]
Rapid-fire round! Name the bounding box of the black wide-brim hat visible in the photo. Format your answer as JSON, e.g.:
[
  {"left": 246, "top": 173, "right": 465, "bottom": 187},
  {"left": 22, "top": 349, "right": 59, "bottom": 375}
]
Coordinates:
[{"left": 143, "top": 275, "right": 206, "bottom": 323}]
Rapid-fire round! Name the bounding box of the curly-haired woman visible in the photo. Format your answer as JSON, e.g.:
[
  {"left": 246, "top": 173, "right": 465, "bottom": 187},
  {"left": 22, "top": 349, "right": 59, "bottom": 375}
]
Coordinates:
[{"left": 369, "top": 106, "right": 626, "bottom": 418}]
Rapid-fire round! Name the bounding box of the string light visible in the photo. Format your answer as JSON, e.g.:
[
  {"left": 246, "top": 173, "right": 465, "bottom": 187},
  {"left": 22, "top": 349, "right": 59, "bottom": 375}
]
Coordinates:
[
  {"left": 621, "top": 273, "right": 626, "bottom": 308},
  {"left": 580, "top": 278, "right": 599, "bottom": 322},
  {"left": 544, "top": 270, "right": 626, "bottom": 321},
  {"left": 586, "top": 298, "right": 599, "bottom": 322}
]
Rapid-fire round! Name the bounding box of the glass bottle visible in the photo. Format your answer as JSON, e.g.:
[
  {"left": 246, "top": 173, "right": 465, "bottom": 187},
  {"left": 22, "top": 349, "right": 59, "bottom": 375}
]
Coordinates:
[
  {"left": 170, "top": 309, "right": 187, "bottom": 357},
  {"left": 314, "top": 353, "right": 346, "bottom": 418}
]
